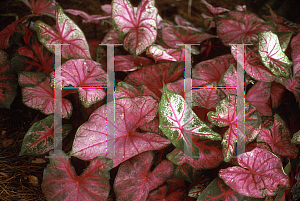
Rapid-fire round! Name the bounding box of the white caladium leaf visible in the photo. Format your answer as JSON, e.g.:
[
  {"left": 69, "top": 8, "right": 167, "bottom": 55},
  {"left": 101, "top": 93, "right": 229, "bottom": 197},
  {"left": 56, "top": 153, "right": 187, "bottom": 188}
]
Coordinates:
[
  {"left": 258, "top": 31, "right": 292, "bottom": 78},
  {"left": 71, "top": 96, "right": 170, "bottom": 168},
  {"left": 112, "top": 0, "right": 157, "bottom": 57},
  {"left": 158, "top": 84, "right": 221, "bottom": 157},
  {"left": 207, "top": 94, "right": 262, "bottom": 162},
  {"left": 146, "top": 45, "right": 176, "bottom": 63},
  {"left": 50, "top": 59, "right": 107, "bottom": 108},
  {"left": 34, "top": 3, "right": 91, "bottom": 59},
  {"left": 18, "top": 71, "right": 72, "bottom": 118},
  {"left": 19, "top": 115, "right": 71, "bottom": 156}
]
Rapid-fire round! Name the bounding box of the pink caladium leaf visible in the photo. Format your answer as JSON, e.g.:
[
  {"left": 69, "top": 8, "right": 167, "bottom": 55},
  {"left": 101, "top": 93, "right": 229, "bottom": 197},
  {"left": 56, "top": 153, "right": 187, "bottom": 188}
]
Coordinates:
[
  {"left": 257, "top": 114, "right": 298, "bottom": 159},
  {"left": 162, "top": 26, "right": 215, "bottom": 49},
  {"left": 70, "top": 96, "right": 170, "bottom": 168},
  {"left": 200, "top": 0, "right": 229, "bottom": 15},
  {"left": 282, "top": 77, "right": 300, "bottom": 104},
  {"left": 115, "top": 81, "right": 159, "bottom": 100},
  {"left": 64, "top": 9, "right": 110, "bottom": 24},
  {"left": 207, "top": 94, "right": 262, "bottom": 162},
  {"left": 192, "top": 82, "right": 226, "bottom": 109},
  {"left": 174, "top": 15, "right": 200, "bottom": 32},
  {"left": 291, "top": 130, "right": 300, "bottom": 144},
  {"left": 271, "top": 82, "right": 285, "bottom": 109},
  {"left": 291, "top": 33, "right": 300, "bottom": 77},
  {"left": 219, "top": 148, "right": 290, "bottom": 198},
  {"left": 112, "top": 0, "right": 157, "bottom": 57},
  {"left": 18, "top": 71, "right": 72, "bottom": 118},
  {"left": 114, "top": 55, "right": 152, "bottom": 72},
  {"left": 231, "top": 46, "right": 276, "bottom": 82},
  {"left": 0, "top": 17, "right": 25, "bottom": 49},
  {"left": 246, "top": 81, "right": 272, "bottom": 116},
  {"left": 114, "top": 151, "right": 174, "bottom": 201},
  {"left": 148, "top": 184, "right": 187, "bottom": 201},
  {"left": 216, "top": 11, "right": 274, "bottom": 45},
  {"left": 173, "top": 164, "right": 202, "bottom": 183},
  {"left": 218, "top": 64, "right": 237, "bottom": 96},
  {"left": 21, "top": 0, "right": 55, "bottom": 17},
  {"left": 42, "top": 150, "right": 112, "bottom": 201},
  {"left": 0, "top": 50, "right": 18, "bottom": 109},
  {"left": 146, "top": 45, "right": 176, "bottom": 63},
  {"left": 34, "top": 3, "right": 91, "bottom": 60},
  {"left": 125, "top": 61, "right": 184, "bottom": 97},
  {"left": 50, "top": 59, "right": 107, "bottom": 108},
  {"left": 167, "top": 139, "right": 223, "bottom": 170},
  {"left": 19, "top": 115, "right": 71, "bottom": 156},
  {"left": 158, "top": 84, "right": 221, "bottom": 157},
  {"left": 101, "top": 28, "right": 121, "bottom": 44},
  {"left": 258, "top": 31, "right": 292, "bottom": 78},
  {"left": 193, "top": 54, "right": 235, "bottom": 85}
]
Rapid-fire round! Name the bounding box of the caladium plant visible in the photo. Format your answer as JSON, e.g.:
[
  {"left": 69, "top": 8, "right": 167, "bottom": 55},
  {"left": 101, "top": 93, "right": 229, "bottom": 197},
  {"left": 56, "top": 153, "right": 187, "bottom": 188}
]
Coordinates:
[{"left": 1, "top": 0, "right": 300, "bottom": 200}]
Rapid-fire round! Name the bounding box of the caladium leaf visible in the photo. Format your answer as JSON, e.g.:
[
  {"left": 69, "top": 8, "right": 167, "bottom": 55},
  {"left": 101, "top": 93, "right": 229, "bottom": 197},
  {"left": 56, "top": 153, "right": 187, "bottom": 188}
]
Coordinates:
[
  {"left": 258, "top": 31, "right": 292, "bottom": 78},
  {"left": 167, "top": 139, "right": 223, "bottom": 170},
  {"left": 42, "top": 150, "right": 112, "bottom": 201},
  {"left": 71, "top": 96, "right": 170, "bottom": 168},
  {"left": 174, "top": 15, "right": 199, "bottom": 32},
  {"left": 0, "top": 50, "right": 18, "bottom": 109},
  {"left": 159, "top": 84, "right": 221, "bottom": 157},
  {"left": 114, "top": 151, "right": 174, "bottom": 201},
  {"left": 174, "top": 164, "right": 202, "bottom": 183},
  {"left": 50, "top": 59, "right": 107, "bottom": 108},
  {"left": 207, "top": 94, "right": 262, "bottom": 162},
  {"left": 114, "top": 55, "right": 152, "bottom": 72},
  {"left": 101, "top": 28, "right": 121, "bottom": 44},
  {"left": 112, "top": 0, "right": 157, "bottom": 57},
  {"left": 271, "top": 82, "right": 285, "bottom": 109},
  {"left": 64, "top": 9, "right": 110, "bottom": 24},
  {"left": 216, "top": 11, "right": 274, "bottom": 45},
  {"left": 257, "top": 114, "right": 298, "bottom": 159},
  {"left": 18, "top": 71, "right": 72, "bottom": 118},
  {"left": 192, "top": 82, "right": 226, "bottom": 109},
  {"left": 291, "top": 32, "right": 300, "bottom": 77},
  {"left": 291, "top": 130, "right": 300, "bottom": 144},
  {"left": 148, "top": 184, "right": 187, "bottom": 201},
  {"left": 0, "top": 17, "right": 25, "bottom": 49},
  {"left": 34, "top": 3, "right": 91, "bottom": 59},
  {"left": 218, "top": 64, "right": 237, "bottom": 96},
  {"left": 21, "top": 0, "right": 55, "bottom": 18},
  {"left": 146, "top": 45, "right": 176, "bottom": 63},
  {"left": 115, "top": 82, "right": 159, "bottom": 100},
  {"left": 219, "top": 148, "right": 290, "bottom": 198},
  {"left": 282, "top": 77, "right": 300, "bottom": 104},
  {"left": 125, "top": 61, "right": 184, "bottom": 97},
  {"left": 193, "top": 54, "right": 235, "bottom": 85},
  {"left": 231, "top": 46, "right": 276, "bottom": 82},
  {"left": 246, "top": 81, "right": 272, "bottom": 116},
  {"left": 200, "top": 0, "right": 229, "bottom": 14},
  {"left": 162, "top": 26, "right": 215, "bottom": 49},
  {"left": 19, "top": 115, "right": 71, "bottom": 156}
]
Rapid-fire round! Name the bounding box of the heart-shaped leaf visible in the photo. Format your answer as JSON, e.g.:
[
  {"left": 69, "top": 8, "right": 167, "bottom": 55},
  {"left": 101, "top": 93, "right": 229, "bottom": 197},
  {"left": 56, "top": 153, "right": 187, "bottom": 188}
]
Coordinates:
[
  {"left": 219, "top": 148, "right": 290, "bottom": 198},
  {"left": 159, "top": 84, "right": 221, "bottom": 157},
  {"left": 42, "top": 150, "right": 112, "bottom": 201},
  {"left": 207, "top": 94, "right": 262, "bottom": 162},
  {"left": 18, "top": 71, "right": 72, "bottom": 118},
  {"left": 167, "top": 139, "right": 223, "bottom": 170},
  {"left": 146, "top": 45, "right": 177, "bottom": 63},
  {"left": 115, "top": 81, "right": 158, "bottom": 100},
  {"left": 0, "top": 50, "right": 18, "bottom": 109},
  {"left": 64, "top": 8, "right": 110, "bottom": 24},
  {"left": 34, "top": 3, "right": 91, "bottom": 59},
  {"left": 257, "top": 114, "right": 298, "bottom": 159},
  {"left": 71, "top": 96, "right": 170, "bottom": 168},
  {"left": 258, "top": 31, "right": 292, "bottom": 78},
  {"left": 173, "top": 164, "right": 202, "bottom": 183},
  {"left": 193, "top": 54, "right": 235, "bottom": 85},
  {"left": 0, "top": 17, "right": 25, "bottom": 49},
  {"left": 216, "top": 11, "right": 274, "bottom": 45},
  {"left": 271, "top": 82, "right": 285, "bottom": 109},
  {"left": 218, "top": 64, "right": 237, "bottom": 96},
  {"left": 291, "top": 32, "right": 300, "bottom": 77},
  {"left": 21, "top": 0, "right": 55, "bottom": 17},
  {"left": 19, "top": 115, "right": 71, "bottom": 156},
  {"left": 50, "top": 59, "right": 107, "bottom": 108},
  {"left": 114, "top": 151, "right": 174, "bottom": 201},
  {"left": 112, "top": 0, "right": 158, "bottom": 57},
  {"left": 200, "top": 0, "right": 229, "bottom": 14},
  {"left": 114, "top": 55, "right": 152, "bottom": 72}
]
